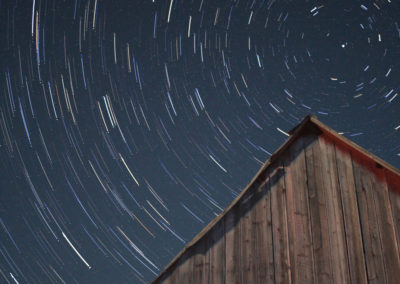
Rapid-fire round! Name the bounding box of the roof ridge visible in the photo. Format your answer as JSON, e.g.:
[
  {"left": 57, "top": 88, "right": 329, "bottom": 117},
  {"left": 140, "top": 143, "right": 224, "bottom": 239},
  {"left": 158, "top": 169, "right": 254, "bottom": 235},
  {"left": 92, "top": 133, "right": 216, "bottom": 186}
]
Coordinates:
[{"left": 151, "top": 114, "right": 400, "bottom": 283}]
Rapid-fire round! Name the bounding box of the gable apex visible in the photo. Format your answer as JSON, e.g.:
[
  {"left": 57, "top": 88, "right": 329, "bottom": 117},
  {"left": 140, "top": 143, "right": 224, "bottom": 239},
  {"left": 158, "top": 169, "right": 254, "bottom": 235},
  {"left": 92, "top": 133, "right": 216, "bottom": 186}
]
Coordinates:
[
  {"left": 151, "top": 114, "right": 400, "bottom": 284},
  {"left": 287, "top": 115, "right": 400, "bottom": 181}
]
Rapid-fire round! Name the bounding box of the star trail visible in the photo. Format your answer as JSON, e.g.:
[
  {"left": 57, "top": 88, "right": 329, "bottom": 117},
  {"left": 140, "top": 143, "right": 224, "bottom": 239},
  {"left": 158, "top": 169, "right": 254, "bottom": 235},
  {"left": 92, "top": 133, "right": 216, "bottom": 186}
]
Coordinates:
[{"left": 0, "top": 0, "right": 399, "bottom": 283}]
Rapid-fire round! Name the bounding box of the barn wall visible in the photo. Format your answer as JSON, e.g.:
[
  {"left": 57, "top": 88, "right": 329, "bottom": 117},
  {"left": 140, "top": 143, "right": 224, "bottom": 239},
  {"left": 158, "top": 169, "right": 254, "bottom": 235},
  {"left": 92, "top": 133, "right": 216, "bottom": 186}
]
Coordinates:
[{"left": 154, "top": 132, "right": 400, "bottom": 284}]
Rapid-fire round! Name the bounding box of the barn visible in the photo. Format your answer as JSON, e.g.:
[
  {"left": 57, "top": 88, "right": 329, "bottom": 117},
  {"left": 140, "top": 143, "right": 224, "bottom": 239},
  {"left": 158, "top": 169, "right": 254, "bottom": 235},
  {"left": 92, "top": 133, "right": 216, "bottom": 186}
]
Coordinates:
[{"left": 151, "top": 115, "right": 400, "bottom": 284}]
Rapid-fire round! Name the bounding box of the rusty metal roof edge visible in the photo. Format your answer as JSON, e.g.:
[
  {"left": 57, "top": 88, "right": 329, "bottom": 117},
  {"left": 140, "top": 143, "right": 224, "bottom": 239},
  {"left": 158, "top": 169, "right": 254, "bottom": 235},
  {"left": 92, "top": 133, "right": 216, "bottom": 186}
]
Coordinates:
[{"left": 151, "top": 114, "right": 400, "bottom": 283}]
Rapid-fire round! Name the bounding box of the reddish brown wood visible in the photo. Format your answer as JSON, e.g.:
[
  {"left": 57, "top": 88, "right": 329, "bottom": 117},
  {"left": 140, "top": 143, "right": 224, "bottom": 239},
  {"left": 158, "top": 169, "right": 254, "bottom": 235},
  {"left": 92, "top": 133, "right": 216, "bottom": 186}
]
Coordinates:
[
  {"left": 164, "top": 265, "right": 178, "bottom": 284},
  {"left": 192, "top": 238, "right": 207, "bottom": 284},
  {"left": 160, "top": 261, "right": 180, "bottom": 284},
  {"left": 284, "top": 137, "right": 315, "bottom": 283},
  {"left": 318, "top": 137, "right": 350, "bottom": 283},
  {"left": 209, "top": 221, "right": 225, "bottom": 284},
  {"left": 283, "top": 154, "right": 296, "bottom": 284},
  {"left": 387, "top": 169, "right": 400, "bottom": 259},
  {"left": 271, "top": 163, "right": 291, "bottom": 284},
  {"left": 225, "top": 208, "right": 241, "bottom": 284},
  {"left": 240, "top": 190, "right": 257, "bottom": 284},
  {"left": 203, "top": 239, "right": 211, "bottom": 284},
  {"left": 369, "top": 164, "right": 400, "bottom": 284},
  {"left": 152, "top": 117, "right": 400, "bottom": 284},
  {"left": 335, "top": 144, "right": 367, "bottom": 284},
  {"left": 304, "top": 136, "right": 334, "bottom": 283},
  {"left": 176, "top": 252, "right": 193, "bottom": 284},
  {"left": 255, "top": 178, "right": 275, "bottom": 283},
  {"left": 352, "top": 159, "right": 386, "bottom": 284}
]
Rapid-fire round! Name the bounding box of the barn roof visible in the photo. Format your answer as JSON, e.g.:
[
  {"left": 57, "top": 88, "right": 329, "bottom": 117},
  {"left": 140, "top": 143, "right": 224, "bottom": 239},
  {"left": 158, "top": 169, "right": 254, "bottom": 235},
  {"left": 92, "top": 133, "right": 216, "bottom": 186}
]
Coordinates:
[{"left": 151, "top": 114, "right": 400, "bottom": 283}]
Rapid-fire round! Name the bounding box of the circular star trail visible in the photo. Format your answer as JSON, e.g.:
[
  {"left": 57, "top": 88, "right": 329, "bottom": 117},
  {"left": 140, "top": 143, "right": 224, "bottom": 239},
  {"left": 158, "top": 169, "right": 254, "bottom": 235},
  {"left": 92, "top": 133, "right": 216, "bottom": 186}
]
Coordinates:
[{"left": 0, "top": 0, "right": 399, "bottom": 283}]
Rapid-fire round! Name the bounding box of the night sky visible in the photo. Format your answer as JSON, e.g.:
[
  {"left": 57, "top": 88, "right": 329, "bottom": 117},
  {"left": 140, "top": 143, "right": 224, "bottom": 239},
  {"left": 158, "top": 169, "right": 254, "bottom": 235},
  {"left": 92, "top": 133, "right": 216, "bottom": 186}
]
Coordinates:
[{"left": 0, "top": 0, "right": 399, "bottom": 283}]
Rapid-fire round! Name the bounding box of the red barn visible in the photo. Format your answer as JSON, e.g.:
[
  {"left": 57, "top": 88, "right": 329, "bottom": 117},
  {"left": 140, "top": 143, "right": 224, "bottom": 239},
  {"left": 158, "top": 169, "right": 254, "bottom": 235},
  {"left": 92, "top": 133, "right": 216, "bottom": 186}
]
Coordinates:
[{"left": 152, "top": 115, "right": 400, "bottom": 284}]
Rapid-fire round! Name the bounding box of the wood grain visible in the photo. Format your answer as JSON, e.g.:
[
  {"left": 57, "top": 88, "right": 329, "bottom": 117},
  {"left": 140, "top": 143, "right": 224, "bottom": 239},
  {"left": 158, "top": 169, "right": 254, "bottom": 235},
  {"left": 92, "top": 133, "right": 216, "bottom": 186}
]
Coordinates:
[
  {"left": 225, "top": 207, "right": 241, "bottom": 284},
  {"left": 304, "top": 136, "right": 334, "bottom": 283},
  {"left": 255, "top": 179, "right": 275, "bottom": 283},
  {"left": 240, "top": 190, "right": 257, "bottom": 284},
  {"left": 153, "top": 116, "right": 400, "bottom": 284},
  {"left": 271, "top": 163, "right": 291, "bottom": 284},
  {"left": 369, "top": 163, "right": 400, "bottom": 284},
  {"left": 192, "top": 238, "right": 207, "bottom": 284},
  {"left": 284, "top": 137, "right": 315, "bottom": 283},
  {"left": 335, "top": 145, "right": 367, "bottom": 283},
  {"left": 209, "top": 221, "right": 225, "bottom": 284},
  {"left": 319, "top": 137, "right": 350, "bottom": 283},
  {"left": 176, "top": 251, "right": 193, "bottom": 284},
  {"left": 352, "top": 159, "right": 386, "bottom": 283}
]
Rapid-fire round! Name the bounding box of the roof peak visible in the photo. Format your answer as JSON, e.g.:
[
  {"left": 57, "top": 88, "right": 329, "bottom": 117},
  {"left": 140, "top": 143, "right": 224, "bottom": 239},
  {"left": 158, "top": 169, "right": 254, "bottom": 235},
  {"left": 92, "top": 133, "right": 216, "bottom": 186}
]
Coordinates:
[{"left": 151, "top": 114, "right": 400, "bottom": 283}]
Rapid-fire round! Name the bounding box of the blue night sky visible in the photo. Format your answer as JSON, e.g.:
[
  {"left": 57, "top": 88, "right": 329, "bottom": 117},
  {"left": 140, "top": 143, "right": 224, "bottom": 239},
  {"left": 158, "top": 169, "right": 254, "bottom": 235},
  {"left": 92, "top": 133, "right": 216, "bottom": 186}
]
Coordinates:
[{"left": 0, "top": 0, "right": 399, "bottom": 283}]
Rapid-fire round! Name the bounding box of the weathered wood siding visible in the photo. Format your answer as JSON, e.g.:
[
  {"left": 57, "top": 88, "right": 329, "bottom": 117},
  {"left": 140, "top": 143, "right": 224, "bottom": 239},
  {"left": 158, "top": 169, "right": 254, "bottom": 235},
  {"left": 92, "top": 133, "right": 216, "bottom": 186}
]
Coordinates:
[{"left": 153, "top": 131, "right": 400, "bottom": 284}]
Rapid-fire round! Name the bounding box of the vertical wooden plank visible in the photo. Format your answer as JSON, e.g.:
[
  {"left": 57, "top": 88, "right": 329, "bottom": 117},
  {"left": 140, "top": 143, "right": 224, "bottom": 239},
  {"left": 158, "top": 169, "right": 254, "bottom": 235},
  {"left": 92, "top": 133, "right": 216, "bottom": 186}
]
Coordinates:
[
  {"left": 160, "top": 263, "right": 179, "bottom": 284},
  {"left": 209, "top": 221, "right": 225, "bottom": 284},
  {"left": 164, "top": 266, "right": 178, "bottom": 284},
  {"left": 369, "top": 165, "right": 400, "bottom": 284},
  {"left": 352, "top": 158, "right": 386, "bottom": 284},
  {"left": 271, "top": 163, "right": 291, "bottom": 284},
  {"left": 255, "top": 178, "right": 274, "bottom": 283},
  {"left": 335, "top": 145, "right": 367, "bottom": 284},
  {"left": 284, "top": 153, "right": 296, "bottom": 284},
  {"left": 319, "top": 137, "right": 350, "bottom": 283},
  {"left": 240, "top": 189, "right": 257, "bottom": 284},
  {"left": 204, "top": 238, "right": 211, "bottom": 284},
  {"left": 304, "top": 136, "right": 334, "bottom": 284},
  {"left": 193, "top": 238, "right": 207, "bottom": 283},
  {"left": 176, "top": 252, "right": 194, "bottom": 284},
  {"left": 387, "top": 169, "right": 400, "bottom": 260},
  {"left": 284, "top": 137, "right": 315, "bottom": 283},
  {"left": 225, "top": 207, "right": 241, "bottom": 284}
]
